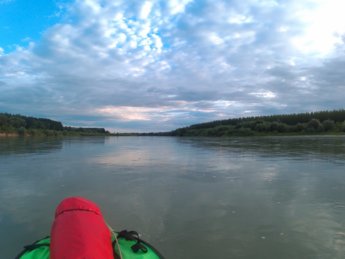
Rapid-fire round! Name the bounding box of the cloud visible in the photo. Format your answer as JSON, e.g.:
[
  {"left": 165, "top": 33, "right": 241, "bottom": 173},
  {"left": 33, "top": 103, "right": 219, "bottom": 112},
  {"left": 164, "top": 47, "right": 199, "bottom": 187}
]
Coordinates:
[
  {"left": 250, "top": 90, "right": 276, "bottom": 99},
  {"left": 0, "top": 0, "right": 345, "bottom": 131},
  {"left": 139, "top": 1, "right": 153, "bottom": 20},
  {"left": 290, "top": 0, "right": 345, "bottom": 57},
  {"left": 168, "top": 0, "right": 193, "bottom": 15}
]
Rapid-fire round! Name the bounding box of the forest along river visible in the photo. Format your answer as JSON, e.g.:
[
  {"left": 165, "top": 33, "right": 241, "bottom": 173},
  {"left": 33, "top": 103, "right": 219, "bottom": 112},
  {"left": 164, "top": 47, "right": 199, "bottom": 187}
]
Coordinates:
[{"left": 1, "top": 136, "right": 345, "bottom": 259}]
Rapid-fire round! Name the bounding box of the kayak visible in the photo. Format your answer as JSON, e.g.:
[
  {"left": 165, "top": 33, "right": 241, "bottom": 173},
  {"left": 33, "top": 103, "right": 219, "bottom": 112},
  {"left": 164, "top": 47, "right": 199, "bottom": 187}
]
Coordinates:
[
  {"left": 15, "top": 197, "right": 164, "bottom": 259},
  {"left": 16, "top": 232, "right": 164, "bottom": 259}
]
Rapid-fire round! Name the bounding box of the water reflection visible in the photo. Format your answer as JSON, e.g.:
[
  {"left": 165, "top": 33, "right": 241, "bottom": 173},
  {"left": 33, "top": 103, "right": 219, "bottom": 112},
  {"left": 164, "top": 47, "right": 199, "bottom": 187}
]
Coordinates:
[
  {"left": 0, "top": 137, "right": 63, "bottom": 155},
  {"left": 177, "top": 136, "right": 345, "bottom": 161},
  {"left": 1, "top": 136, "right": 345, "bottom": 258}
]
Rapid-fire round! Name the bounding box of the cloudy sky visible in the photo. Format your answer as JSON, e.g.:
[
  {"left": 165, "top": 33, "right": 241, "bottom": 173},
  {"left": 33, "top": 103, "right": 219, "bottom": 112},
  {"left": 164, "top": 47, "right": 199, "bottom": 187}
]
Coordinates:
[{"left": 1, "top": 0, "right": 345, "bottom": 132}]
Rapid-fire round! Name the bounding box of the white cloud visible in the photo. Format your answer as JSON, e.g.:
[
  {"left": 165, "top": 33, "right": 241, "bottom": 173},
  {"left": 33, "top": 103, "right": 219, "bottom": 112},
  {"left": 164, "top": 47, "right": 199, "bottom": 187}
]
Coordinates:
[
  {"left": 208, "top": 33, "right": 224, "bottom": 45},
  {"left": 290, "top": 0, "right": 345, "bottom": 57},
  {"left": 139, "top": 1, "right": 153, "bottom": 20},
  {"left": 228, "top": 14, "right": 253, "bottom": 25},
  {"left": 168, "top": 0, "right": 193, "bottom": 15},
  {"left": 250, "top": 90, "right": 277, "bottom": 99},
  {"left": 97, "top": 106, "right": 159, "bottom": 121},
  {"left": 77, "top": 0, "right": 102, "bottom": 15},
  {"left": 152, "top": 34, "right": 163, "bottom": 52}
]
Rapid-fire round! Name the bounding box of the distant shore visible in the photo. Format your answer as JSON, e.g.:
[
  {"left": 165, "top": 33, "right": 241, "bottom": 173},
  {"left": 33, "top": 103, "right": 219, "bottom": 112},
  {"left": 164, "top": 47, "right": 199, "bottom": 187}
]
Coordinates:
[
  {"left": 2, "top": 131, "right": 345, "bottom": 138},
  {"left": 0, "top": 131, "right": 112, "bottom": 137},
  {"left": 170, "top": 110, "right": 345, "bottom": 137},
  {"left": 0, "top": 113, "right": 111, "bottom": 137},
  {"left": 2, "top": 110, "right": 345, "bottom": 138},
  {"left": 0, "top": 132, "right": 19, "bottom": 137}
]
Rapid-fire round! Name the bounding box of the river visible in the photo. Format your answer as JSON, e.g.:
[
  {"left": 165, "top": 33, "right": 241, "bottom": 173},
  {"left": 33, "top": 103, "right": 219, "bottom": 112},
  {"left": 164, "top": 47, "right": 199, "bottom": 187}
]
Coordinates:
[{"left": 1, "top": 136, "right": 345, "bottom": 258}]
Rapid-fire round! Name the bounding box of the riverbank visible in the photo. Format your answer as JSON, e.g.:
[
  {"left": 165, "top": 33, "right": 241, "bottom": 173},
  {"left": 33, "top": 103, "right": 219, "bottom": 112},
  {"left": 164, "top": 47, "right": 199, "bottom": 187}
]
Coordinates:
[
  {"left": 170, "top": 110, "right": 345, "bottom": 137},
  {"left": 0, "top": 132, "right": 19, "bottom": 137},
  {"left": 0, "top": 131, "right": 112, "bottom": 137},
  {"left": 0, "top": 113, "right": 111, "bottom": 137}
]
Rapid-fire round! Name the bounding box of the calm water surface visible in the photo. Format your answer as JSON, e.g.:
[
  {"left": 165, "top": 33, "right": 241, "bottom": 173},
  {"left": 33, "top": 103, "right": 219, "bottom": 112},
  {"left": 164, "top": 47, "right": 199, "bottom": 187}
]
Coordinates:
[{"left": 1, "top": 136, "right": 345, "bottom": 258}]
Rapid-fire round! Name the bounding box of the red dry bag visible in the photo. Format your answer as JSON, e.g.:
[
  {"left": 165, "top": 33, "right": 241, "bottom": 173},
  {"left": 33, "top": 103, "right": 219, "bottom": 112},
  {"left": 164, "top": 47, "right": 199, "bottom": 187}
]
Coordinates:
[{"left": 50, "top": 196, "right": 114, "bottom": 259}]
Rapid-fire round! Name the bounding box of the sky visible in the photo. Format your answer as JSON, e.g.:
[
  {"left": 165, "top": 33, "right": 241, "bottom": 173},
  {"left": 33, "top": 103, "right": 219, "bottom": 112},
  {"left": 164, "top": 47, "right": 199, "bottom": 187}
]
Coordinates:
[{"left": 0, "top": 0, "right": 345, "bottom": 132}]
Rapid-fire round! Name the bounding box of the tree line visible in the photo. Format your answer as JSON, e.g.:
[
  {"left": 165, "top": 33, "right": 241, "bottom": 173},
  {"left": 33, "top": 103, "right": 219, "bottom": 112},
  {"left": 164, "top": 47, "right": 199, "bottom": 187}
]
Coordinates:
[
  {"left": 170, "top": 110, "right": 345, "bottom": 136},
  {"left": 0, "top": 113, "right": 109, "bottom": 136}
]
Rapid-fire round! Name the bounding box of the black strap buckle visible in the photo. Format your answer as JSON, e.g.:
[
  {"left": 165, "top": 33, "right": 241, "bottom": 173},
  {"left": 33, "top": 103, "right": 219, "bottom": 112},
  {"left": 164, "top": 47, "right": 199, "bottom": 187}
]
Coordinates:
[
  {"left": 131, "top": 242, "right": 148, "bottom": 253},
  {"left": 118, "top": 230, "right": 139, "bottom": 241},
  {"left": 117, "top": 230, "right": 148, "bottom": 254}
]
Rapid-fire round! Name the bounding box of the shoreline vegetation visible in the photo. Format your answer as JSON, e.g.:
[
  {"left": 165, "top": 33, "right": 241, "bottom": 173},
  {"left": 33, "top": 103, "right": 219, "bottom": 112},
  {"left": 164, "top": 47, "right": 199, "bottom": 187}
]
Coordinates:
[
  {"left": 0, "top": 113, "right": 110, "bottom": 137},
  {"left": 1, "top": 110, "right": 345, "bottom": 137},
  {"left": 168, "top": 109, "right": 345, "bottom": 137}
]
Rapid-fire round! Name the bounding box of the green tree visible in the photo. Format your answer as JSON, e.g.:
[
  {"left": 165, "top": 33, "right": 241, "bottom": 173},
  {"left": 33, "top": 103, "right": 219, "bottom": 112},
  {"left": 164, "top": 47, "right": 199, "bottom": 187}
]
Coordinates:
[
  {"left": 322, "top": 119, "right": 335, "bottom": 131},
  {"left": 307, "top": 119, "right": 323, "bottom": 132}
]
